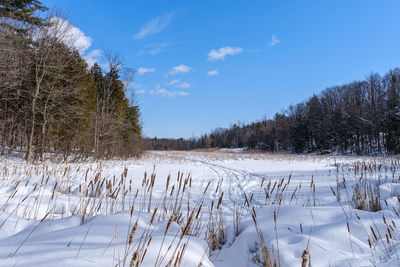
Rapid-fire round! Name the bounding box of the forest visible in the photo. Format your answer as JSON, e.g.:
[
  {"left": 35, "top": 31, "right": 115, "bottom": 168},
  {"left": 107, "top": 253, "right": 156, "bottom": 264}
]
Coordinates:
[
  {"left": 0, "top": 1, "right": 142, "bottom": 160},
  {"left": 147, "top": 69, "right": 400, "bottom": 155}
]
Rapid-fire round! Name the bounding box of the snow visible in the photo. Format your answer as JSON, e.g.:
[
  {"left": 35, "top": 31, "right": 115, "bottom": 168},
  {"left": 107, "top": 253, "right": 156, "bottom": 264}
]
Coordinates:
[{"left": 0, "top": 151, "right": 399, "bottom": 266}]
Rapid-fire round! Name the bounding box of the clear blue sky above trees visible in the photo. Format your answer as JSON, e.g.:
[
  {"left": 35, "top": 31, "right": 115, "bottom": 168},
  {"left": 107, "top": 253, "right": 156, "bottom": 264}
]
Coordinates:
[{"left": 43, "top": 0, "right": 400, "bottom": 138}]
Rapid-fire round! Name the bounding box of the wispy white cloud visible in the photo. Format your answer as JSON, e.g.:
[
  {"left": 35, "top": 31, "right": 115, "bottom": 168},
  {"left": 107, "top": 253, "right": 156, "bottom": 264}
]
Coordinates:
[
  {"left": 135, "top": 84, "right": 188, "bottom": 97},
  {"left": 169, "top": 64, "right": 192, "bottom": 75},
  {"left": 149, "top": 43, "right": 167, "bottom": 55},
  {"left": 207, "top": 69, "right": 219, "bottom": 76},
  {"left": 83, "top": 49, "right": 103, "bottom": 68},
  {"left": 176, "top": 82, "right": 190, "bottom": 88},
  {"left": 139, "top": 43, "right": 169, "bottom": 55},
  {"left": 148, "top": 47, "right": 162, "bottom": 55},
  {"left": 134, "top": 12, "right": 176, "bottom": 39},
  {"left": 167, "top": 79, "right": 181, "bottom": 86},
  {"left": 149, "top": 85, "right": 188, "bottom": 97},
  {"left": 135, "top": 89, "right": 146, "bottom": 94},
  {"left": 269, "top": 35, "right": 280, "bottom": 46},
  {"left": 167, "top": 79, "right": 191, "bottom": 88},
  {"left": 137, "top": 67, "right": 155, "bottom": 75},
  {"left": 133, "top": 84, "right": 146, "bottom": 94},
  {"left": 208, "top": 46, "right": 243, "bottom": 61},
  {"left": 250, "top": 48, "right": 261, "bottom": 53}
]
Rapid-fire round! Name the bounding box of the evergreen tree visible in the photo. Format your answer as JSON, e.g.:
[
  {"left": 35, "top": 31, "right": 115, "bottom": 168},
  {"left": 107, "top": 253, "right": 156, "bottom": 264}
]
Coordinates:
[
  {"left": 0, "top": 0, "right": 47, "bottom": 33},
  {"left": 90, "top": 62, "right": 142, "bottom": 158}
]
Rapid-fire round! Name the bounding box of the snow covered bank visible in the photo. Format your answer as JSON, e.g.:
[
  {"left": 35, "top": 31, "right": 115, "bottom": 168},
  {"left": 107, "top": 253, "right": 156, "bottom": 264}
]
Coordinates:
[{"left": 0, "top": 151, "right": 399, "bottom": 266}]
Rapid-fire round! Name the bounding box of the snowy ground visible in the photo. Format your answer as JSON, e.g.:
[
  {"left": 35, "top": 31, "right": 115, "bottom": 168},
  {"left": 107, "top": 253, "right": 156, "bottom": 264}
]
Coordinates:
[{"left": 0, "top": 151, "right": 400, "bottom": 266}]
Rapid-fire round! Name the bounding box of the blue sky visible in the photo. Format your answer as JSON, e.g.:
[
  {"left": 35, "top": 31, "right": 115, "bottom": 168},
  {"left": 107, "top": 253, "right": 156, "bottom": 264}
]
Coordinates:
[{"left": 43, "top": 0, "right": 400, "bottom": 138}]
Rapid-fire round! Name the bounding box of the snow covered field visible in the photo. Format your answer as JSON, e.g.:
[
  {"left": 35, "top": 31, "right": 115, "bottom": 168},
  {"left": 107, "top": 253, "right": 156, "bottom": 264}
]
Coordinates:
[{"left": 0, "top": 151, "right": 400, "bottom": 266}]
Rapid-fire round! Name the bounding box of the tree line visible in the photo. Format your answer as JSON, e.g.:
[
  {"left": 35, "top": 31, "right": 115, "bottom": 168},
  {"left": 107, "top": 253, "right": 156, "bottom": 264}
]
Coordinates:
[
  {"left": 147, "top": 68, "right": 400, "bottom": 155},
  {"left": 0, "top": 0, "right": 142, "bottom": 160}
]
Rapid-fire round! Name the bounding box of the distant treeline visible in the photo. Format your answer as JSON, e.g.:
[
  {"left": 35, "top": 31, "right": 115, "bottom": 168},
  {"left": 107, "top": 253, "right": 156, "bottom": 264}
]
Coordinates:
[
  {"left": 0, "top": 1, "right": 142, "bottom": 160},
  {"left": 148, "top": 68, "right": 400, "bottom": 155},
  {"left": 145, "top": 137, "right": 201, "bottom": 151}
]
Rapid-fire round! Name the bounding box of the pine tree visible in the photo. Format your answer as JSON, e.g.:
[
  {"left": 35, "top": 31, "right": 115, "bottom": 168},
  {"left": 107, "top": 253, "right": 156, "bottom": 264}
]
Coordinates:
[
  {"left": 0, "top": 0, "right": 47, "bottom": 33},
  {"left": 90, "top": 62, "right": 142, "bottom": 158}
]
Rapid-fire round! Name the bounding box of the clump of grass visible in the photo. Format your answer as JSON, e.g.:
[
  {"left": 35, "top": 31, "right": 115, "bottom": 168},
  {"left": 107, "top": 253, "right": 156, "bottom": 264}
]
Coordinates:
[
  {"left": 206, "top": 191, "right": 227, "bottom": 252},
  {"left": 351, "top": 177, "right": 381, "bottom": 211},
  {"left": 250, "top": 207, "right": 277, "bottom": 267},
  {"left": 233, "top": 203, "right": 244, "bottom": 237}
]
